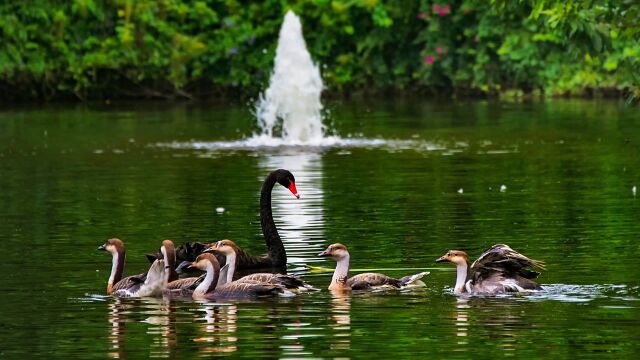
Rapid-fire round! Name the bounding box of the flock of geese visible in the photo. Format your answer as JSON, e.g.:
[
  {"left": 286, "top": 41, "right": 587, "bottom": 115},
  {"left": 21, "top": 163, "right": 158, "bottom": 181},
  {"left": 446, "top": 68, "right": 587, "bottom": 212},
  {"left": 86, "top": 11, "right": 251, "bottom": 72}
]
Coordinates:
[{"left": 97, "top": 169, "right": 546, "bottom": 299}]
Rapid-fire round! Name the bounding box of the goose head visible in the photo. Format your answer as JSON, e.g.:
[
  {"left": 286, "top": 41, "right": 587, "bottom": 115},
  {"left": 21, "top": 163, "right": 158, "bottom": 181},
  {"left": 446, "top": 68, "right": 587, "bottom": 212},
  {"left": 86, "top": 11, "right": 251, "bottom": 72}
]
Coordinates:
[
  {"left": 211, "top": 239, "right": 239, "bottom": 256},
  {"left": 435, "top": 250, "right": 469, "bottom": 266},
  {"left": 318, "top": 243, "right": 350, "bottom": 260},
  {"left": 191, "top": 253, "right": 219, "bottom": 271},
  {"left": 97, "top": 238, "right": 125, "bottom": 254},
  {"left": 160, "top": 240, "right": 176, "bottom": 262},
  {"left": 275, "top": 169, "right": 300, "bottom": 199}
]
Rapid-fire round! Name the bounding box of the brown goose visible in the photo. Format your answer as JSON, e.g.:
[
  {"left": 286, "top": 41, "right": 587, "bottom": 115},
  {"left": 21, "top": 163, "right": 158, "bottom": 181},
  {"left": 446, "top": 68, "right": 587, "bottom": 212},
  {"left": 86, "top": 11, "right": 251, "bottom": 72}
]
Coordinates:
[
  {"left": 97, "top": 238, "right": 166, "bottom": 297},
  {"left": 146, "top": 169, "right": 300, "bottom": 271},
  {"left": 161, "top": 240, "right": 229, "bottom": 295},
  {"left": 318, "top": 243, "right": 429, "bottom": 291},
  {"left": 189, "top": 254, "right": 293, "bottom": 300},
  {"left": 435, "top": 244, "right": 545, "bottom": 295},
  {"left": 161, "top": 239, "right": 204, "bottom": 291},
  {"left": 211, "top": 240, "right": 315, "bottom": 291}
]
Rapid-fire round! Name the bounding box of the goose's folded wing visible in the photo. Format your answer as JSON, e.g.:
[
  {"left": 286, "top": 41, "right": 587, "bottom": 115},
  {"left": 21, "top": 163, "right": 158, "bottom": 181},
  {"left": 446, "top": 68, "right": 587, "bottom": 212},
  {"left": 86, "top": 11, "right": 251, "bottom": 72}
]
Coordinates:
[
  {"left": 166, "top": 275, "right": 204, "bottom": 290},
  {"left": 215, "top": 282, "right": 281, "bottom": 297},
  {"left": 112, "top": 273, "right": 146, "bottom": 292},
  {"left": 347, "top": 273, "right": 399, "bottom": 289}
]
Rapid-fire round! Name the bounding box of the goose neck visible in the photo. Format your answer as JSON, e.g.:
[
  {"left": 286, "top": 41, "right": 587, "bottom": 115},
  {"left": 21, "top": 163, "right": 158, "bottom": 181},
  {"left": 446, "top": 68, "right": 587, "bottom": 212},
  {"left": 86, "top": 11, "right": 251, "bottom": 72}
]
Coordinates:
[
  {"left": 108, "top": 250, "right": 125, "bottom": 294},
  {"left": 225, "top": 252, "right": 237, "bottom": 284},
  {"left": 193, "top": 261, "right": 220, "bottom": 297},
  {"left": 330, "top": 254, "right": 350, "bottom": 290},
  {"left": 454, "top": 262, "right": 469, "bottom": 295}
]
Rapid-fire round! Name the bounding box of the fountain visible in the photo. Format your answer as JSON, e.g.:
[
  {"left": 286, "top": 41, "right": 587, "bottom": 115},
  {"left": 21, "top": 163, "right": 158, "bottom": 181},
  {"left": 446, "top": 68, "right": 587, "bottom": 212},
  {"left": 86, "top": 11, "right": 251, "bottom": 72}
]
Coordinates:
[
  {"left": 158, "top": 11, "right": 432, "bottom": 152},
  {"left": 255, "top": 11, "right": 325, "bottom": 145}
]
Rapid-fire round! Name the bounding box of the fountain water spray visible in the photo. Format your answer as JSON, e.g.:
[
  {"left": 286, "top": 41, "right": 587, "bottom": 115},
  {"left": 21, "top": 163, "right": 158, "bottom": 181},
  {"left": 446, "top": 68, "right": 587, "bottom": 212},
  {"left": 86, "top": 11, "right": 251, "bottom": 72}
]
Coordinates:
[
  {"left": 157, "top": 11, "right": 434, "bottom": 151},
  {"left": 255, "top": 11, "right": 325, "bottom": 145}
]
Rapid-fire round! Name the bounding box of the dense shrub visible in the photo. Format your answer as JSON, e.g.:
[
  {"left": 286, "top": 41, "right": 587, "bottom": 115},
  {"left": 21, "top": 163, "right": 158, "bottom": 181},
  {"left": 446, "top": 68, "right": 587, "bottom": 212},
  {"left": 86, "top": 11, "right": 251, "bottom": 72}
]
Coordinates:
[{"left": 0, "top": 0, "right": 637, "bottom": 100}]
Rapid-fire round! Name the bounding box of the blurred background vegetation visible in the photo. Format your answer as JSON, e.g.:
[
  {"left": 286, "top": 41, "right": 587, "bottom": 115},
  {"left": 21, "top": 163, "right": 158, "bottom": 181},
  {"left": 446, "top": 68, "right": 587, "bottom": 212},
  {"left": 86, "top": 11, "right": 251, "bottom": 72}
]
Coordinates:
[{"left": 0, "top": 0, "right": 638, "bottom": 101}]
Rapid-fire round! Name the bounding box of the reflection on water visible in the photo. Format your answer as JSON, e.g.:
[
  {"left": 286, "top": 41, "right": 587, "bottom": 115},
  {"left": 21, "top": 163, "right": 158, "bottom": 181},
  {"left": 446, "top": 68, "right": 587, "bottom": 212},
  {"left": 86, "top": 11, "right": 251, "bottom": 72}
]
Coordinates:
[
  {"left": 108, "top": 300, "right": 126, "bottom": 359},
  {"left": 330, "top": 293, "right": 352, "bottom": 351},
  {"left": 194, "top": 304, "right": 238, "bottom": 354},
  {"left": 454, "top": 298, "right": 469, "bottom": 343}
]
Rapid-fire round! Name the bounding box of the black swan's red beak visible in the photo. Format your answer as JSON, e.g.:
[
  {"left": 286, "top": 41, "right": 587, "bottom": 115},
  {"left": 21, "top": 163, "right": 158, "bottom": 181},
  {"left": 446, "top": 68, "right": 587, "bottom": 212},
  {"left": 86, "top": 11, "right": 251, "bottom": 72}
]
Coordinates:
[{"left": 288, "top": 181, "right": 300, "bottom": 199}]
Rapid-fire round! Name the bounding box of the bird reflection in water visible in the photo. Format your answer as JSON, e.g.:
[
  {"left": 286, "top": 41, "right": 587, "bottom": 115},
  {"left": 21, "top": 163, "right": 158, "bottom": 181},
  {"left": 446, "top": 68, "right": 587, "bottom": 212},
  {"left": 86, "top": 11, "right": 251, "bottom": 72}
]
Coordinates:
[
  {"left": 193, "top": 303, "right": 238, "bottom": 354},
  {"left": 454, "top": 298, "right": 470, "bottom": 343},
  {"left": 107, "top": 299, "right": 126, "bottom": 359},
  {"left": 451, "top": 297, "right": 534, "bottom": 354},
  {"left": 145, "top": 299, "right": 177, "bottom": 358},
  {"left": 107, "top": 298, "right": 177, "bottom": 358},
  {"left": 330, "top": 292, "right": 351, "bottom": 351}
]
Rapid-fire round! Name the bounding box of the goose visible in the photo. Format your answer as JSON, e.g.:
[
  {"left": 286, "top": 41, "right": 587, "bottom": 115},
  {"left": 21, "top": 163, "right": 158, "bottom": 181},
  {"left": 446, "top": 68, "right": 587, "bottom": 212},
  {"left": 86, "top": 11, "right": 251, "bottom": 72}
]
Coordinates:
[
  {"left": 189, "top": 253, "right": 293, "bottom": 299},
  {"left": 160, "top": 240, "right": 229, "bottom": 296},
  {"left": 318, "top": 243, "right": 429, "bottom": 291},
  {"left": 146, "top": 169, "right": 299, "bottom": 271},
  {"left": 97, "top": 238, "right": 167, "bottom": 297},
  {"left": 211, "top": 240, "right": 315, "bottom": 291},
  {"left": 160, "top": 239, "right": 205, "bottom": 291},
  {"left": 435, "top": 244, "right": 545, "bottom": 295}
]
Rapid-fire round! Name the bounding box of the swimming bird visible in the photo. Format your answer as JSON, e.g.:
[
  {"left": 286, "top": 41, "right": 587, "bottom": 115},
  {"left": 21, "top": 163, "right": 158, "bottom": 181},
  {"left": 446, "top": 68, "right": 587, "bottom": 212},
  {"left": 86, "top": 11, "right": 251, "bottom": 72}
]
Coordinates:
[
  {"left": 435, "top": 244, "right": 545, "bottom": 295},
  {"left": 189, "top": 254, "right": 293, "bottom": 299},
  {"left": 211, "top": 240, "right": 315, "bottom": 291},
  {"left": 97, "top": 238, "right": 167, "bottom": 297},
  {"left": 160, "top": 239, "right": 205, "bottom": 291},
  {"left": 318, "top": 243, "right": 429, "bottom": 291},
  {"left": 146, "top": 169, "right": 300, "bottom": 271}
]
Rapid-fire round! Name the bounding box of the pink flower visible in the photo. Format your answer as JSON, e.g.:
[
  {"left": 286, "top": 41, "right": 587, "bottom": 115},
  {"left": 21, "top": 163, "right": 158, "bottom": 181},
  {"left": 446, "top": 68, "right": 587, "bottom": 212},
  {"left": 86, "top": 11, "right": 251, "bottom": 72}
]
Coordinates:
[
  {"left": 436, "top": 47, "right": 445, "bottom": 55},
  {"left": 417, "top": 12, "right": 427, "bottom": 20},
  {"left": 424, "top": 55, "right": 435, "bottom": 65},
  {"left": 436, "top": 4, "right": 451, "bottom": 16}
]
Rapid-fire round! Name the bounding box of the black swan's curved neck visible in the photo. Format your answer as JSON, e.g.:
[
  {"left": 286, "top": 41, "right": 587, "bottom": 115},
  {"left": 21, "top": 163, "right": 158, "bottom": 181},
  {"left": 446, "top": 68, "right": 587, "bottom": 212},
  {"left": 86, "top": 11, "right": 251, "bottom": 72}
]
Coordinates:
[{"left": 260, "top": 172, "right": 287, "bottom": 267}]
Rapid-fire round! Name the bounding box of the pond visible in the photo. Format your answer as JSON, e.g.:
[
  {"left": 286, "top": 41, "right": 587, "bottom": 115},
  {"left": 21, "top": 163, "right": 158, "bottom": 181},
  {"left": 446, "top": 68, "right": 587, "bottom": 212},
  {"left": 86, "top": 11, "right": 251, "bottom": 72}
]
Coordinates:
[{"left": 1, "top": 99, "right": 639, "bottom": 358}]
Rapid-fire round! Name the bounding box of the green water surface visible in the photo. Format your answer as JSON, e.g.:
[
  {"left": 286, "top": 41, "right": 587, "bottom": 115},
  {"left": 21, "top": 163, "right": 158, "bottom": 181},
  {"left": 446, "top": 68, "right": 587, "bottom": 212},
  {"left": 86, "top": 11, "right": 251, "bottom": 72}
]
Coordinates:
[{"left": 1, "top": 100, "right": 639, "bottom": 358}]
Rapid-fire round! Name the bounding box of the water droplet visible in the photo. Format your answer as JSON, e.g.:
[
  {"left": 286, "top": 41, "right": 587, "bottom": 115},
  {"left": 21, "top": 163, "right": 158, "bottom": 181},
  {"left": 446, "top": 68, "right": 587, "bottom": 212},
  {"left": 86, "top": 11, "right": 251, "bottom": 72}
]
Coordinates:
[
  {"left": 216, "top": 207, "right": 225, "bottom": 214},
  {"left": 633, "top": 186, "right": 637, "bottom": 197},
  {"left": 500, "top": 185, "right": 507, "bottom": 192},
  {"left": 457, "top": 188, "right": 464, "bottom": 194}
]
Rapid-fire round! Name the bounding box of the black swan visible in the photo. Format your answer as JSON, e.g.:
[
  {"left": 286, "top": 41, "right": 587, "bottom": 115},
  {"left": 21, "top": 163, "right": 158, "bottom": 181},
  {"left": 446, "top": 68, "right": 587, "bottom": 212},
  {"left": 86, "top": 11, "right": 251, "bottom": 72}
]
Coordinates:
[
  {"left": 210, "top": 240, "right": 315, "bottom": 291},
  {"left": 189, "top": 253, "right": 292, "bottom": 299},
  {"left": 318, "top": 243, "right": 429, "bottom": 291},
  {"left": 97, "top": 238, "right": 166, "bottom": 297},
  {"left": 435, "top": 244, "right": 545, "bottom": 295},
  {"left": 147, "top": 169, "right": 299, "bottom": 271}
]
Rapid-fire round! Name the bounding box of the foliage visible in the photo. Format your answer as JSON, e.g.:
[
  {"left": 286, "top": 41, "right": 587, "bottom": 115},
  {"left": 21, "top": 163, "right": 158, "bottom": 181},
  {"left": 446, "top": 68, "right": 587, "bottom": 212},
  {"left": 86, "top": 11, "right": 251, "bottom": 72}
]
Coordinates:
[{"left": 0, "top": 0, "right": 637, "bottom": 100}]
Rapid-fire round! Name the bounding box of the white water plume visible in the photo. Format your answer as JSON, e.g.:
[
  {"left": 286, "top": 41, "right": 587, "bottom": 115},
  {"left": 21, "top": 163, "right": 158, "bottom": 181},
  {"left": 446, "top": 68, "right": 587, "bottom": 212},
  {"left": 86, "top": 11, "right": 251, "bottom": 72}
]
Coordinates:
[{"left": 254, "top": 10, "right": 325, "bottom": 145}]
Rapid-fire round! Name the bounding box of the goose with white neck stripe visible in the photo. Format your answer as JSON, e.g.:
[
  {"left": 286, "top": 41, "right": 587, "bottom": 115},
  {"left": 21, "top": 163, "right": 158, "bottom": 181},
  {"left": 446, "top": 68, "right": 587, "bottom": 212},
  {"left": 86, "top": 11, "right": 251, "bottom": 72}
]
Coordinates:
[
  {"left": 189, "top": 253, "right": 294, "bottom": 299},
  {"left": 211, "top": 240, "right": 315, "bottom": 291},
  {"left": 97, "top": 238, "right": 167, "bottom": 298},
  {"left": 435, "top": 244, "right": 545, "bottom": 295},
  {"left": 318, "top": 243, "right": 429, "bottom": 292}
]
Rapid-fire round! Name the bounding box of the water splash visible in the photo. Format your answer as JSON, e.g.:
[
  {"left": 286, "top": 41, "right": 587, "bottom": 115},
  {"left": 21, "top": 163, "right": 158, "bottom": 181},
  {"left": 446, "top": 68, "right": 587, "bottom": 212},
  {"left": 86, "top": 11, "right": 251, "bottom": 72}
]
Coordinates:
[{"left": 254, "top": 11, "right": 325, "bottom": 144}]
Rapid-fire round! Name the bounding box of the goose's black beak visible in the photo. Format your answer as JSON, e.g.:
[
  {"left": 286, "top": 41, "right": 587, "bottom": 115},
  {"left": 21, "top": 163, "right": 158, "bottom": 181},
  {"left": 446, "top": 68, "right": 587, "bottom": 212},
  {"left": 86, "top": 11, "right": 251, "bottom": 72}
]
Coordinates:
[
  {"left": 97, "top": 244, "right": 106, "bottom": 251},
  {"left": 175, "top": 260, "right": 193, "bottom": 274},
  {"left": 318, "top": 250, "right": 330, "bottom": 257},
  {"left": 435, "top": 256, "right": 448, "bottom": 263}
]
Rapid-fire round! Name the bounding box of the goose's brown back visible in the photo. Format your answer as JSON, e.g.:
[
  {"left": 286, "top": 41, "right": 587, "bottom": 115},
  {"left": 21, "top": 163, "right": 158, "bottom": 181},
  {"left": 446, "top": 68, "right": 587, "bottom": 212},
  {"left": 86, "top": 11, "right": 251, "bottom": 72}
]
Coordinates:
[{"left": 347, "top": 273, "right": 401, "bottom": 290}]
